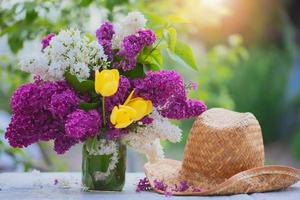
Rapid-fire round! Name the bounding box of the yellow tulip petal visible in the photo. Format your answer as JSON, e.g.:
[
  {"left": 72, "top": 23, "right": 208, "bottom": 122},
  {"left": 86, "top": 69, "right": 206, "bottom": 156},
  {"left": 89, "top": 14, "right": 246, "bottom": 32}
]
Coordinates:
[
  {"left": 110, "top": 105, "right": 136, "bottom": 129},
  {"left": 95, "top": 70, "right": 101, "bottom": 94},
  {"left": 115, "top": 109, "right": 134, "bottom": 128},
  {"left": 119, "top": 105, "right": 137, "bottom": 119},
  {"left": 126, "top": 98, "right": 153, "bottom": 120},
  {"left": 110, "top": 106, "right": 118, "bottom": 125},
  {"left": 146, "top": 100, "right": 153, "bottom": 115},
  {"left": 128, "top": 101, "right": 147, "bottom": 120},
  {"left": 101, "top": 81, "right": 119, "bottom": 97},
  {"left": 111, "top": 69, "right": 120, "bottom": 80},
  {"left": 115, "top": 120, "right": 133, "bottom": 128},
  {"left": 124, "top": 90, "right": 135, "bottom": 105}
]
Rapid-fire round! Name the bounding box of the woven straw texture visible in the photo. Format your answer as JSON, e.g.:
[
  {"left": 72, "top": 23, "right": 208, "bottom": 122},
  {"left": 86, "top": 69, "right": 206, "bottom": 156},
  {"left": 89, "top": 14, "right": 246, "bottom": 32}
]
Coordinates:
[{"left": 144, "top": 108, "right": 300, "bottom": 196}]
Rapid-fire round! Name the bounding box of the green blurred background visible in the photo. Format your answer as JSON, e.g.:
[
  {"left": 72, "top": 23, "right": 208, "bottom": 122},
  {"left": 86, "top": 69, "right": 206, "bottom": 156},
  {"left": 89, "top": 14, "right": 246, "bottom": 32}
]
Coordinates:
[{"left": 1, "top": 0, "right": 300, "bottom": 172}]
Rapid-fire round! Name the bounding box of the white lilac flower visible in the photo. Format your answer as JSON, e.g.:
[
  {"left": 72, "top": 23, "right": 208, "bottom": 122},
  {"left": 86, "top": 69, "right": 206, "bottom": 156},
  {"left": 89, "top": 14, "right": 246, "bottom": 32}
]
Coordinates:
[
  {"left": 121, "top": 109, "right": 182, "bottom": 162},
  {"left": 20, "top": 54, "right": 48, "bottom": 76},
  {"left": 20, "top": 29, "right": 107, "bottom": 81},
  {"left": 70, "top": 62, "right": 90, "bottom": 79},
  {"left": 87, "top": 41, "right": 108, "bottom": 71},
  {"left": 112, "top": 11, "right": 147, "bottom": 49}
]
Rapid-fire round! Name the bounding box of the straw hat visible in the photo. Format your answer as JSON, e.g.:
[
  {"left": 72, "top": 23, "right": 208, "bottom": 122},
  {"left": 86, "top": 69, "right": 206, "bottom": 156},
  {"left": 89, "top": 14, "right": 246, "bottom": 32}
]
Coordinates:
[{"left": 144, "top": 108, "right": 300, "bottom": 195}]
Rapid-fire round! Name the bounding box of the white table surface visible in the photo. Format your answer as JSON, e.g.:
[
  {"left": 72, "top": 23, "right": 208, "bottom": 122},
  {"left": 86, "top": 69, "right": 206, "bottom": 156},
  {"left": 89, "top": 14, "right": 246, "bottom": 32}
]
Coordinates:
[{"left": 0, "top": 172, "right": 299, "bottom": 200}]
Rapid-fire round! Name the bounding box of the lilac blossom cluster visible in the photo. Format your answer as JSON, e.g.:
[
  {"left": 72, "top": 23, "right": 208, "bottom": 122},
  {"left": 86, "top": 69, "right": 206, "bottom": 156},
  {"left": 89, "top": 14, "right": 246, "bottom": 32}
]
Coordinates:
[
  {"left": 5, "top": 78, "right": 101, "bottom": 154},
  {"left": 117, "top": 29, "right": 156, "bottom": 71},
  {"left": 149, "top": 179, "right": 201, "bottom": 196},
  {"left": 136, "top": 177, "right": 152, "bottom": 192},
  {"left": 134, "top": 70, "right": 207, "bottom": 120},
  {"left": 96, "top": 21, "right": 156, "bottom": 71},
  {"left": 96, "top": 22, "right": 115, "bottom": 61},
  {"left": 65, "top": 109, "right": 101, "bottom": 140}
]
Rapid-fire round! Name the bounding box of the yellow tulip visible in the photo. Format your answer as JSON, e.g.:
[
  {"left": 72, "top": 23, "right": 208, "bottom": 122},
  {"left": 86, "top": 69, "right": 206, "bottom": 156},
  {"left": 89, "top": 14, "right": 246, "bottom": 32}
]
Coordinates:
[
  {"left": 110, "top": 90, "right": 153, "bottom": 129},
  {"left": 95, "top": 69, "right": 119, "bottom": 97},
  {"left": 124, "top": 91, "right": 153, "bottom": 121},
  {"left": 110, "top": 105, "right": 137, "bottom": 128}
]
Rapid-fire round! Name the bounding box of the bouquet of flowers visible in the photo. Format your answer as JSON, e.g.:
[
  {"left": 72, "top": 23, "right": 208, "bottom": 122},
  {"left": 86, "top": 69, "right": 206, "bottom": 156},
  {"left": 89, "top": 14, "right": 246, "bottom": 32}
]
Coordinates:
[{"left": 5, "top": 12, "right": 206, "bottom": 191}]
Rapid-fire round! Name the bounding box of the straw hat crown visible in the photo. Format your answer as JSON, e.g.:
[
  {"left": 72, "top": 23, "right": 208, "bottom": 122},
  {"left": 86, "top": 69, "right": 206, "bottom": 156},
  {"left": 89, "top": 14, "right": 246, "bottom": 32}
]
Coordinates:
[{"left": 180, "top": 108, "right": 264, "bottom": 185}]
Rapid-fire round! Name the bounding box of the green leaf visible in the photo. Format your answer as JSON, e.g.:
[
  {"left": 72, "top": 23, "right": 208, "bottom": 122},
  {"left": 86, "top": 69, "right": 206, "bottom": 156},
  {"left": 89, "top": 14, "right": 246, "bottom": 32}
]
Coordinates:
[
  {"left": 65, "top": 72, "right": 81, "bottom": 90},
  {"left": 80, "top": 0, "right": 93, "bottom": 7},
  {"left": 166, "top": 27, "right": 177, "bottom": 52},
  {"left": 143, "top": 49, "right": 163, "bottom": 69},
  {"left": 174, "top": 40, "right": 198, "bottom": 70},
  {"left": 25, "top": 9, "right": 38, "bottom": 24},
  {"left": 146, "top": 64, "right": 160, "bottom": 71},
  {"left": 65, "top": 72, "right": 94, "bottom": 93},
  {"left": 121, "top": 64, "right": 146, "bottom": 78},
  {"left": 105, "top": 0, "right": 129, "bottom": 11},
  {"left": 8, "top": 33, "right": 24, "bottom": 53},
  {"left": 80, "top": 80, "right": 95, "bottom": 93},
  {"left": 162, "top": 49, "right": 198, "bottom": 80},
  {"left": 80, "top": 102, "right": 100, "bottom": 111}
]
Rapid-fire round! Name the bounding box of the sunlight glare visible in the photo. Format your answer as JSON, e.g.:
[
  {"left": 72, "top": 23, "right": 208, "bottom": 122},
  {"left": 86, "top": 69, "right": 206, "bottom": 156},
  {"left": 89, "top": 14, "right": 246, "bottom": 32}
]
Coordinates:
[{"left": 201, "top": 0, "right": 226, "bottom": 9}]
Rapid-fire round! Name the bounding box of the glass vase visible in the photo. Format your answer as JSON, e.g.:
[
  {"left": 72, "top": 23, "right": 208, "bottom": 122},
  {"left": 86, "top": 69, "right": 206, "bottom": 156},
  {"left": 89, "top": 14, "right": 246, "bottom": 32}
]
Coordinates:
[{"left": 82, "top": 138, "right": 126, "bottom": 191}]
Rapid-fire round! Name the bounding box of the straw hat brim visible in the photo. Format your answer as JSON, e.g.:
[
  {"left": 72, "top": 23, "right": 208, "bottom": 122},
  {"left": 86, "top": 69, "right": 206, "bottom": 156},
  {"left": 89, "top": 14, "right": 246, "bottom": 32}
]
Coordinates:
[{"left": 144, "top": 159, "right": 300, "bottom": 196}]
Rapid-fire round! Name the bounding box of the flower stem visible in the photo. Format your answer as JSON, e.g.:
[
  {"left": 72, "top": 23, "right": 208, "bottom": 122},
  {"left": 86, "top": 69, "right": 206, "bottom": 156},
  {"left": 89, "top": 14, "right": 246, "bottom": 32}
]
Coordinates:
[{"left": 102, "top": 96, "right": 106, "bottom": 126}]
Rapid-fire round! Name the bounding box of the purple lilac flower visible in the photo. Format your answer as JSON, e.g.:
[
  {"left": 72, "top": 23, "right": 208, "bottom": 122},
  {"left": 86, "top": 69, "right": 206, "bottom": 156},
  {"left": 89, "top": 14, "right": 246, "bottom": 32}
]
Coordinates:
[
  {"left": 164, "top": 190, "right": 173, "bottom": 197},
  {"left": 190, "top": 82, "right": 198, "bottom": 90},
  {"left": 101, "top": 40, "right": 113, "bottom": 60},
  {"left": 48, "top": 90, "right": 79, "bottom": 119},
  {"left": 96, "top": 22, "right": 114, "bottom": 60},
  {"left": 173, "top": 181, "right": 189, "bottom": 192},
  {"left": 120, "top": 35, "right": 141, "bottom": 57},
  {"left": 105, "top": 76, "right": 131, "bottom": 117},
  {"left": 106, "top": 128, "right": 121, "bottom": 140},
  {"left": 159, "top": 97, "right": 188, "bottom": 119},
  {"left": 140, "top": 116, "right": 154, "bottom": 125},
  {"left": 5, "top": 79, "right": 84, "bottom": 154},
  {"left": 136, "top": 177, "right": 152, "bottom": 192},
  {"left": 54, "top": 134, "right": 78, "bottom": 154},
  {"left": 96, "top": 22, "right": 114, "bottom": 41},
  {"left": 153, "top": 179, "right": 168, "bottom": 191},
  {"left": 160, "top": 98, "right": 207, "bottom": 120},
  {"left": 65, "top": 109, "right": 101, "bottom": 140},
  {"left": 10, "top": 83, "right": 44, "bottom": 115},
  {"left": 186, "top": 99, "right": 207, "bottom": 117},
  {"left": 6, "top": 114, "right": 43, "bottom": 148},
  {"left": 6, "top": 80, "right": 61, "bottom": 147},
  {"left": 138, "top": 29, "right": 156, "bottom": 46},
  {"left": 192, "top": 187, "right": 201, "bottom": 192},
  {"left": 133, "top": 70, "right": 207, "bottom": 119},
  {"left": 35, "top": 77, "right": 74, "bottom": 106},
  {"left": 39, "top": 118, "right": 61, "bottom": 141},
  {"left": 133, "top": 70, "right": 186, "bottom": 107},
  {"left": 116, "top": 29, "right": 156, "bottom": 71},
  {"left": 41, "top": 33, "right": 55, "bottom": 50}
]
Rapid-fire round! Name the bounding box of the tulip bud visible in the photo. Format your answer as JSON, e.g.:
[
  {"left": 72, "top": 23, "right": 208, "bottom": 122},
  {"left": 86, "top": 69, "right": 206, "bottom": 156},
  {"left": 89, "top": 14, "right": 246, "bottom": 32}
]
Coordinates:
[{"left": 95, "top": 69, "right": 119, "bottom": 97}]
